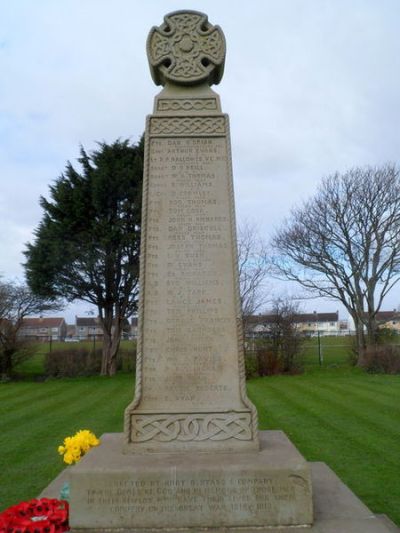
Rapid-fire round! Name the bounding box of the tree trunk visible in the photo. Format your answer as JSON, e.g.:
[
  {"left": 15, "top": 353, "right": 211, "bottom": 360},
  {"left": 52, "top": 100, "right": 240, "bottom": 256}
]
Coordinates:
[
  {"left": 349, "top": 312, "right": 366, "bottom": 367},
  {"left": 100, "top": 309, "right": 113, "bottom": 376},
  {"left": 355, "top": 322, "right": 367, "bottom": 367},
  {"left": 366, "top": 315, "right": 378, "bottom": 346},
  {"left": 0, "top": 349, "right": 13, "bottom": 379},
  {"left": 100, "top": 310, "right": 122, "bottom": 376},
  {"left": 101, "top": 333, "right": 121, "bottom": 376}
]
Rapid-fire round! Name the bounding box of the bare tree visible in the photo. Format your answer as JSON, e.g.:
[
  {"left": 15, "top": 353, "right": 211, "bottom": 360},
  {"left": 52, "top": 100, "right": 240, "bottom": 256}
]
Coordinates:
[
  {"left": 0, "top": 281, "right": 61, "bottom": 378},
  {"left": 263, "top": 298, "right": 304, "bottom": 374},
  {"left": 237, "top": 221, "right": 270, "bottom": 319},
  {"left": 272, "top": 164, "right": 400, "bottom": 363}
]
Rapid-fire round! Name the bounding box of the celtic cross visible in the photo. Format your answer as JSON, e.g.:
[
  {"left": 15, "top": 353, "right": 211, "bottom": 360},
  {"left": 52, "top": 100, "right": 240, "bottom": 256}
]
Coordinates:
[{"left": 147, "top": 10, "right": 226, "bottom": 86}]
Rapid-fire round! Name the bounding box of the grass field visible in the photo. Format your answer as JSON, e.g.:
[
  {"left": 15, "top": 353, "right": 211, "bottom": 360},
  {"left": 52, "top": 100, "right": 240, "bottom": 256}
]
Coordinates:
[
  {"left": 1, "top": 338, "right": 400, "bottom": 526},
  {"left": 0, "top": 373, "right": 135, "bottom": 510},
  {"left": 247, "top": 371, "right": 400, "bottom": 526}
]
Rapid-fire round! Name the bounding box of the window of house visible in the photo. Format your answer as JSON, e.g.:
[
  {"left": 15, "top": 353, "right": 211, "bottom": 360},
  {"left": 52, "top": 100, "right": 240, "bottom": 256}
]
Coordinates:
[{"left": 330, "top": 322, "right": 335, "bottom": 326}]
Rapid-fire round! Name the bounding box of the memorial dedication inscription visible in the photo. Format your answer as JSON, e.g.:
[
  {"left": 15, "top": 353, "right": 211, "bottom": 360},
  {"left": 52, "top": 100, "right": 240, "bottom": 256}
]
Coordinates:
[{"left": 124, "top": 10, "right": 259, "bottom": 453}]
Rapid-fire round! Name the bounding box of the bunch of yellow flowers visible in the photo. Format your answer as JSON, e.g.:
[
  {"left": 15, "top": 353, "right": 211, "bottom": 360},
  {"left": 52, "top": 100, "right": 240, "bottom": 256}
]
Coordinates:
[{"left": 58, "top": 430, "right": 100, "bottom": 465}]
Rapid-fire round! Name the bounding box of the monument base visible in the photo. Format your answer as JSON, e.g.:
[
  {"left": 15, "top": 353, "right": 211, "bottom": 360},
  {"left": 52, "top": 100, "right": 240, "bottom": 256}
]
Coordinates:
[
  {"left": 67, "top": 431, "right": 312, "bottom": 529},
  {"left": 40, "top": 431, "right": 399, "bottom": 532}
]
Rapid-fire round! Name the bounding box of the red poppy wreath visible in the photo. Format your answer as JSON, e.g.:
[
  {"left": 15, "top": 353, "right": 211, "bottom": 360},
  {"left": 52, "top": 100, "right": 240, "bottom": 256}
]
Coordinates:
[{"left": 0, "top": 498, "right": 69, "bottom": 533}]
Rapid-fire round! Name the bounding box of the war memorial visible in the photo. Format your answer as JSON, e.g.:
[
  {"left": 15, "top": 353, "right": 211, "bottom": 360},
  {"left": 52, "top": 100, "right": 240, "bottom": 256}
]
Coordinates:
[{"left": 41, "top": 10, "right": 398, "bottom": 533}]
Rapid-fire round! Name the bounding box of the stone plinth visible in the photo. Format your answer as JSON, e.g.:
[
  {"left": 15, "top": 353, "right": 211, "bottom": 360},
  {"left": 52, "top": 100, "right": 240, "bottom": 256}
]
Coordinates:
[
  {"left": 40, "top": 440, "right": 399, "bottom": 532},
  {"left": 68, "top": 431, "right": 312, "bottom": 530}
]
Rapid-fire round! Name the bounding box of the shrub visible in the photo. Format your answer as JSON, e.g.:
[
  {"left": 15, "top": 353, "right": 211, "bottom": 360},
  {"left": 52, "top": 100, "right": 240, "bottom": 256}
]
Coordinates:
[
  {"left": 244, "top": 337, "right": 303, "bottom": 379},
  {"left": 363, "top": 345, "right": 400, "bottom": 374},
  {"left": 2, "top": 341, "right": 37, "bottom": 379},
  {"left": 254, "top": 342, "right": 303, "bottom": 377},
  {"left": 45, "top": 344, "right": 137, "bottom": 378},
  {"left": 245, "top": 298, "right": 305, "bottom": 378},
  {"left": 45, "top": 347, "right": 102, "bottom": 377}
]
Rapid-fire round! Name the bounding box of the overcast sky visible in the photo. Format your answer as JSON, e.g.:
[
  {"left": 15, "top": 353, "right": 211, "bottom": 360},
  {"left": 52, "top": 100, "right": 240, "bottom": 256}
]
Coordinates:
[{"left": 1, "top": 0, "right": 399, "bottom": 321}]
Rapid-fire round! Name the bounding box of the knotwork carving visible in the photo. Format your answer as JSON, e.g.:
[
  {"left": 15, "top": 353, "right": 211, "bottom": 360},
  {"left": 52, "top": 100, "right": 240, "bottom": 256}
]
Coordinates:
[
  {"left": 157, "top": 98, "right": 217, "bottom": 112},
  {"left": 147, "top": 10, "right": 226, "bottom": 86},
  {"left": 150, "top": 116, "right": 226, "bottom": 136},
  {"left": 131, "top": 413, "right": 252, "bottom": 442}
]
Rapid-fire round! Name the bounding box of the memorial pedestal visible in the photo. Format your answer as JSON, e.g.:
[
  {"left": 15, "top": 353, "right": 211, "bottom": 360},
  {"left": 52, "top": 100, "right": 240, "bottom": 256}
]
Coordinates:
[
  {"left": 39, "top": 430, "right": 399, "bottom": 532},
  {"left": 68, "top": 431, "right": 312, "bottom": 530}
]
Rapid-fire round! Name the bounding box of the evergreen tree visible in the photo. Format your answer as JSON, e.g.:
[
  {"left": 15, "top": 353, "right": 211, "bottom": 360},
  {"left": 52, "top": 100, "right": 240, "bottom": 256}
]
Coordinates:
[{"left": 25, "top": 138, "right": 143, "bottom": 375}]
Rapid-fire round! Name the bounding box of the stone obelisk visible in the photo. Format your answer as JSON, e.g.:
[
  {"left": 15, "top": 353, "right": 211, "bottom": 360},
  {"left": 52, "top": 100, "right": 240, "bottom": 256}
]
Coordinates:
[{"left": 124, "top": 9, "right": 259, "bottom": 454}]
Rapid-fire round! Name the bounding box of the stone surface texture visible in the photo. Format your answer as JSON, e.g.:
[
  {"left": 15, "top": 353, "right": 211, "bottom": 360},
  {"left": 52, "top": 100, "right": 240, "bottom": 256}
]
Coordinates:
[
  {"left": 124, "top": 10, "right": 258, "bottom": 455},
  {"left": 69, "top": 432, "right": 312, "bottom": 529}
]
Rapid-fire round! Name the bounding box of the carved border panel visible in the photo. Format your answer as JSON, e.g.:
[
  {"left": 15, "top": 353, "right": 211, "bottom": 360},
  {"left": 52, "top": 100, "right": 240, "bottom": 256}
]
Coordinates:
[
  {"left": 149, "top": 116, "right": 226, "bottom": 136},
  {"left": 130, "top": 412, "right": 252, "bottom": 442},
  {"left": 157, "top": 98, "right": 218, "bottom": 112}
]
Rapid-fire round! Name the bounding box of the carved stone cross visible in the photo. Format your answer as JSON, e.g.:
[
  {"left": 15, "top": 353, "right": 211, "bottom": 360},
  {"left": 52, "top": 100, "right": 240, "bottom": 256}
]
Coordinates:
[{"left": 147, "top": 10, "right": 226, "bottom": 86}]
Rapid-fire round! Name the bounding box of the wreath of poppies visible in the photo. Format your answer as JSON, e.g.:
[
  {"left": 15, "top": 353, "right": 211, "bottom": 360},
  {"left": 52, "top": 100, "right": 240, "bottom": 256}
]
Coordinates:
[{"left": 0, "top": 498, "right": 69, "bottom": 533}]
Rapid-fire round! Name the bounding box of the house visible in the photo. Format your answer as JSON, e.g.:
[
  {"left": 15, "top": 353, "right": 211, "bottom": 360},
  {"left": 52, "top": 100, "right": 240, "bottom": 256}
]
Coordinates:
[
  {"left": 374, "top": 310, "right": 400, "bottom": 333},
  {"left": 75, "top": 317, "right": 103, "bottom": 341},
  {"left": 244, "top": 311, "right": 340, "bottom": 338},
  {"left": 18, "top": 317, "right": 67, "bottom": 341},
  {"left": 75, "top": 316, "right": 132, "bottom": 340},
  {"left": 295, "top": 312, "right": 340, "bottom": 336},
  {"left": 347, "top": 310, "right": 400, "bottom": 334}
]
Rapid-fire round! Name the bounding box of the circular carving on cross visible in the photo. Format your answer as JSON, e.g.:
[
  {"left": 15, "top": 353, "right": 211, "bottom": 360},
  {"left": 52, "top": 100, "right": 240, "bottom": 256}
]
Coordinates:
[{"left": 147, "top": 10, "right": 226, "bottom": 87}]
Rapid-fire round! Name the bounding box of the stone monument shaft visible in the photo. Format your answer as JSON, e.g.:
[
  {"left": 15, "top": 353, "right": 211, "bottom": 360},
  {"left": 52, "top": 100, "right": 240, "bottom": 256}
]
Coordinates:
[{"left": 124, "top": 10, "right": 258, "bottom": 453}]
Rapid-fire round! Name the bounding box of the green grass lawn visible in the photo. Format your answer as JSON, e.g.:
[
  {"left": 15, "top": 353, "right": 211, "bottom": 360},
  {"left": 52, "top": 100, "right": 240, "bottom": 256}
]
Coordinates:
[
  {"left": 247, "top": 371, "right": 400, "bottom": 526},
  {"left": 0, "top": 373, "right": 134, "bottom": 510},
  {"left": 302, "top": 334, "right": 354, "bottom": 368},
  {"left": 1, "top": 339, "right": 400, "bottom": 526}
]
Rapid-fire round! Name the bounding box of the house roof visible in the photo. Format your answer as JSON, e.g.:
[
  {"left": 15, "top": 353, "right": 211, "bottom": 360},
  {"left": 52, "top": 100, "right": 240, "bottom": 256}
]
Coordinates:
[
  {"left": 76, "top": 317, "right": 101, "bottom": 327},
  {"left": 75, "top": 316, "right": 130, "bottom": 328},
  {"left": 245, "top": 312, "right": 339, "bottom": 325},
  {"left": 294, "top": 312, "right": 339, "bottom": 323},
  {"left": 374, "top": 311, "right": 399, "bottom": 322},
  {"left": 22, "top": 317, "right": 65, "bottom": 328}
]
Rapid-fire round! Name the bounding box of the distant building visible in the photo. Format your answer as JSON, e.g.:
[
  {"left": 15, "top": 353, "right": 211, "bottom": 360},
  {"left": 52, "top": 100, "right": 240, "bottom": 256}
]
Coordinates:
[
  {"left": 130, "top": 317, "right": 138, "bottom": 339},
  {"left": 245, "top": 311, "right": 340, "bottom": 338},
  {"left": 375, "top": 311, "right": 400, "bottom": 332},
  {"left": 75, "top": 316, "right": 132, "bottom": 340},
  {"left": 65, "top": 324, "right": 77, "bottom": 339},
  {"left": 18, "top": 317, "right": 67, "bottom": 341},
  {"left": 75, "top": 317, "right": 103, "bottom": 340},
  {"left": 347, "top": 310, "right": 400, "bottom": 334},
  {"left": 295, "top": 312, "right": 340, "bottom": 336}
]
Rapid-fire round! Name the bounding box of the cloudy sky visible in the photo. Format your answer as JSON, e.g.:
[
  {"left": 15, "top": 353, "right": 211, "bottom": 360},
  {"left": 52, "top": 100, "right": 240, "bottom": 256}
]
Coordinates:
[{"left": 1, "top": 0, "right": 399, "bottom": 321}]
